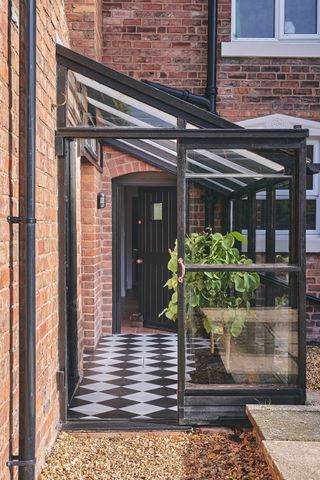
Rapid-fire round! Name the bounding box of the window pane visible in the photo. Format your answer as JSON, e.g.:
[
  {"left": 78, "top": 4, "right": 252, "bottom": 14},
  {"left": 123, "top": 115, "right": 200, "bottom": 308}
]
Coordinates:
[
  {"left": 185, "top": 271, "right": 299, "bottom": 386},
  {"left": 236, "top": 0, "right": 275, "bottom": 38},
  {"left": 285, "top": 0, "right": 317, "bottom": 34},
  {"left": 152, "top": 203, "right": 163, "bottom": 221},
  {"left": 307, "top": 200, "right": 317, "bottom": 230},
  {"left": 276, "top": 199, "right": 290, "bottom": 230}
]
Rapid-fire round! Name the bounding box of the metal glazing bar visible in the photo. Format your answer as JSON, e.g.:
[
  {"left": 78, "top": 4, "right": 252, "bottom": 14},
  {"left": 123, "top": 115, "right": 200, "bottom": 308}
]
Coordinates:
[
  {"left": 177, "top": 124, "right": 186, "bottom": 424},
  {"left": 297, "top": 141, "right": 307, "bottom": 396},
  {"left": 186, "top": 174, "right": 292, "bottom": 179},
  {"left": 185, "top": 263, "right": 301, "bottom": 272},
  {"left": 266, "top": 186, "right": 276, "bottom": 263},
  {"left": 247, "top": 193, "right": 256, "bottom": 262},
  {"left": 56, "top": 127, "right": 309, "bottom": 141},
  {"left": 233, "top": 198, "right": 242, "bottom": 254}
]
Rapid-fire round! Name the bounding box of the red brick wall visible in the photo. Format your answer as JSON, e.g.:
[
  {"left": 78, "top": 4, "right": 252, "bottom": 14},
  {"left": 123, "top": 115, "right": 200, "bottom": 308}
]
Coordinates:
[
  {"left": 100, "top": 0, "right": 320, "bottom": 122},
  {"left": 217, "top": 2, "right": 320, "bottom": 122},
  {"left": 81, "top": 162, "right": 103, "bottom": 350},
  {"left": 188, "top": 184, "right": 206, "bottom": 233},
  {"left": 65, "top": 0, "right": 103, "bottom": 60},
  {"left": 101, "top": 0, "right": 208, "bottom": 92},
  {"left": 306, "top": 254, "right": 320, "bottom": 341}
]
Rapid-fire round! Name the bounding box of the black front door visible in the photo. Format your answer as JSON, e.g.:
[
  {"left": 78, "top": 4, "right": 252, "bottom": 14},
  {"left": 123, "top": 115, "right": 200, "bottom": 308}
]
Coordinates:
[{"left": 137, "top": 187, "right": 177, "bottom": 330}]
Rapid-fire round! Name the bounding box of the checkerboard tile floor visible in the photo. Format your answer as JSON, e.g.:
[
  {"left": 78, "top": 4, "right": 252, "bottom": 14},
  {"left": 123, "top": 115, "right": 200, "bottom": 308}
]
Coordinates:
[{"left": 68, "top": 334, "right": 179, "bottom": 421}]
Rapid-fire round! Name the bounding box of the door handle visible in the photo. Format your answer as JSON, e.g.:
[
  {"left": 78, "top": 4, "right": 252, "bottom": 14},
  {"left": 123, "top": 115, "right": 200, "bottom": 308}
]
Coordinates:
[
  {"left": 178, "top": 258, "right": 185, "bottom": 283},
  {"left": 136, "top": 259, "right": 143, "bottom": 264}
]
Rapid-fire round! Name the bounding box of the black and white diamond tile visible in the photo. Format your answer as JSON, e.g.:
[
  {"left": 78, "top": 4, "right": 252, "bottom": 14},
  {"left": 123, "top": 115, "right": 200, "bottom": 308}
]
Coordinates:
[{"left": 68, "top": 334, "right": 178, "bottom": 421}]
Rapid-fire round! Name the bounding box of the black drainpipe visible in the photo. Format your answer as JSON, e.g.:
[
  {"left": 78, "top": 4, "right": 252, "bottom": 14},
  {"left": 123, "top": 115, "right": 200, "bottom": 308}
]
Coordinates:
[
  {"left": 143, "top": 0, "right": 218, "bottom": 113},
  {"left": 206, "top": 0, "right": 218, "bottom": 113},
  {"left": 7, "top": 1, "right": 37, "bottom": 479}
]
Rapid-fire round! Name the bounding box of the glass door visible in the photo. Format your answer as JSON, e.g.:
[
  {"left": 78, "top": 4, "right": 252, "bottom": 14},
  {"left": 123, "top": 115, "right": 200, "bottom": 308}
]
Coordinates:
[{"left": 175, "top": 135, "right": 307, "bottom": 425}]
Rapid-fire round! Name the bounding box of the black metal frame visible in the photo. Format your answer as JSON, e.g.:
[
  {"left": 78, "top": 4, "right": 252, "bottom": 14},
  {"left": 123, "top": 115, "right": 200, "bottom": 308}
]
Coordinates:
[
  {"left": 56, "top": 44, "right": 309, "bottom": 427},
  {"left": 57, "top": 127, "right": 307, "bottom": 142},
  {"left": 65, "top": 141, "right": 80, "bottom": 401},
  {"left": 176, "top": 137, "right": 307, "bottom": 425}
]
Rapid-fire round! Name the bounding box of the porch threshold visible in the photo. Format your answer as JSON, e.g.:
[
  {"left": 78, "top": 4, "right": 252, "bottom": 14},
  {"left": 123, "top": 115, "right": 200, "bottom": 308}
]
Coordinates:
[{"left": 63, "top": 419, "right": 193, "bottom": 432}]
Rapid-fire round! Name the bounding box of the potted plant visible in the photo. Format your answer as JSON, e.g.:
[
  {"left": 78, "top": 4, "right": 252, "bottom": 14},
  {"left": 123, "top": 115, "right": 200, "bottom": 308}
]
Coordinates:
[{"left": 160, "top": 231, "right": 260, "bottom": 351}]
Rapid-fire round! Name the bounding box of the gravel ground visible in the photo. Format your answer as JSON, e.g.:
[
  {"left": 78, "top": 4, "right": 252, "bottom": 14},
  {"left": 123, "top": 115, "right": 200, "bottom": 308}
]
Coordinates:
[
  {"left": 40, "top": 430, "right": 271, "bottom": 480},
  {"left": 39, "top": 346, "right": 320, "bottom": 480},
  {"left": 307, "top": 345, "right": 320, "bottom": 391}
]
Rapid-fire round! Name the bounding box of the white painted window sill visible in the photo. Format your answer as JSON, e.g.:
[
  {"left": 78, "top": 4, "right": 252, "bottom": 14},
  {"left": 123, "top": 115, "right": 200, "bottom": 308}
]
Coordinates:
[{"left": 221, "top": 41, "right": 320, "bottom": 58}]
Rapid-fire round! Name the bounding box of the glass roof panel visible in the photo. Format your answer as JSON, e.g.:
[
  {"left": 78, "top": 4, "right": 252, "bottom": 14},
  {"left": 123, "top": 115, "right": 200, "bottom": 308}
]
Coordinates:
[
  {"left": 69, "top": 71, "right": 176, "bottom": 128},
  {"left": 65, "top": 60, "right": 297, "bottom": 197},
  {"left": 105, "top": 138, "right": 290, "bottom": 195}
]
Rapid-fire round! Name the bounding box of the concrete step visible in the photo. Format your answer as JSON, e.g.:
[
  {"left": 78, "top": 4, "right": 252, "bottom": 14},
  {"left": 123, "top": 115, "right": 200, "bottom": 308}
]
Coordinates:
[{"left": 246, "top": 404, "right": 320, "bottom": 480}]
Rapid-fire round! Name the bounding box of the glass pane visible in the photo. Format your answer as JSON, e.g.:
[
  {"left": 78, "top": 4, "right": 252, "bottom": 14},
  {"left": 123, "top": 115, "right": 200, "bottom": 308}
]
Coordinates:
[
  {"left": 152, "top": 203, "right": 163, "bottom": 221},
  {"left": 307, "top": 200, "right": 317, "bottom": 230},
  {"left": 285, "top": 0, "right": 317, "bottom": 34},
  {"left": 185, "top": 270, "right": 299, "bottom": 386},
  {"left": 68, "top": 70, "right": 176, "bottom": 128},
  {"left": 186, "top": 148, "right": 285, "bottom": 178},
  {"left": 235, "top": 0, "right": 275, "bottom": 38},
  {"left": 186, "top": 172, "right": 293, "bottom": 264}
]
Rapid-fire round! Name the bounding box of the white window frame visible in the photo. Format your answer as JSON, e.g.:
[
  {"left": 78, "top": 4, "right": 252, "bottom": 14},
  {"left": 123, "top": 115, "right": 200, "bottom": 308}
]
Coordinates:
[
  {"left": 231, "top": 0, "right": 320, "bottom": 42},
  {"left": 223, "top": 0, "right": 320, "bottom": 57}
]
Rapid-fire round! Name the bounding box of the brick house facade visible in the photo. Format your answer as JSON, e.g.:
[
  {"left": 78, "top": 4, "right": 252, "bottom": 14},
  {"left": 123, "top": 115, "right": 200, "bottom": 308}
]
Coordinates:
[{"left": 0, "top": 0, "right": 319, "bottom": 478}]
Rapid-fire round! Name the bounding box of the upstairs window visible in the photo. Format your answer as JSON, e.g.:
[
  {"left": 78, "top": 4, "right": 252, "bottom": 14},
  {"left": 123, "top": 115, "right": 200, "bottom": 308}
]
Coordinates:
[
  {"left": 235, "top": 0, "right": 275, "bottom": 39},
  {"left": 234, "top": 0, "right": 320, "bottom": 40}
]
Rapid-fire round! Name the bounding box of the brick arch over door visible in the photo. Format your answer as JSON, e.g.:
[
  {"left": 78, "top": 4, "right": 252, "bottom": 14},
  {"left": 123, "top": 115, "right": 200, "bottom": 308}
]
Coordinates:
[{"left": 80, "top": 145, "right": 162, "bottom": 351}]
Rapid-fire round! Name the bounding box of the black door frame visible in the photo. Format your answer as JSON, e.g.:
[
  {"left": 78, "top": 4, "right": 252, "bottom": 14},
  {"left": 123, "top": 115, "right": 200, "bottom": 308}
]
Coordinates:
[
  {"left": 65, "top": 141, "right": 79, "bottom": 401},
  {"left": 57, "top": 138, "right": 79, "bottom": 422},
  {"left": 112, "top": 172, "right": 176, "bottom": 334}
]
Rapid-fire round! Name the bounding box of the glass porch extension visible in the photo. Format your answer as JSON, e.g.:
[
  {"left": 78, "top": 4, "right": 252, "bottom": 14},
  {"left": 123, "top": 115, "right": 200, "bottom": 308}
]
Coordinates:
[{"left": 57, "top": 45, "right": 309, "bottom": 425}]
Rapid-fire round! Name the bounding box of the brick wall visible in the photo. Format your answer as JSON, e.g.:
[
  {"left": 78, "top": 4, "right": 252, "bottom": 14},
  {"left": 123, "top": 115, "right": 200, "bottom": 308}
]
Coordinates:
[
  {"left": 217, "top": 1, "right": 320, "bottom": 122},
  {"left": 65, "top": 0, "right": 103, "bottom": 60},
  {"left": 0, "top": 0, "right": 72, "bottom": 478},
  {"left": 102, "top": 0, "right": 209, "bottom": 91},
  {"left": 306, "top": 254, "right": 320, "bottom": 341},
  {"left": 100, "top": 0, "right": 320, "bottom": 122},
  {"left": 81, "top": 162, "right": 103, "bottom": 350},
  {"left": 188, "top": 184, "right": 206, "bottom": 233}
]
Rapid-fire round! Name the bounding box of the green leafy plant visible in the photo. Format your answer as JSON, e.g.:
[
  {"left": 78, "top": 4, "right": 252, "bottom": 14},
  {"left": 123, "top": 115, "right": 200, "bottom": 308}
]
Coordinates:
[{"left": 160, "top": 231, "right": 260, "bottom": 338}]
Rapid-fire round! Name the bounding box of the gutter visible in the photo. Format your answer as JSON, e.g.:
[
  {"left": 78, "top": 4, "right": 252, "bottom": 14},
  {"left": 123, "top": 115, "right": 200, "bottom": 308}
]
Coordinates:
[{"left": 7, "top": 1, "right": 37, "bottom": 479}]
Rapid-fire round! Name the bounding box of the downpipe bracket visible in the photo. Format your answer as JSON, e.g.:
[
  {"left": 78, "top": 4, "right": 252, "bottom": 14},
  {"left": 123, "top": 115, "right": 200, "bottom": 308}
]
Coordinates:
[
  {"left": 7, "top": 216, "right": 37, "bottom": 224},
  {"left": 7, "top": 457, "right": 36, "bottom": 468}
]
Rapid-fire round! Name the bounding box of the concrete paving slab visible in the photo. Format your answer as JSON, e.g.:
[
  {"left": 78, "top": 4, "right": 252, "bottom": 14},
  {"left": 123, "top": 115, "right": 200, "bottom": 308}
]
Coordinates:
[
  {"left": 246, "top": 405, "right": 320, "bottom": 442},
  {"left": 262, "top": 441, "right": 320, "bottom": 480},
  {"left": 306, "top": 390, "right": 320, "bottom": 405}
]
